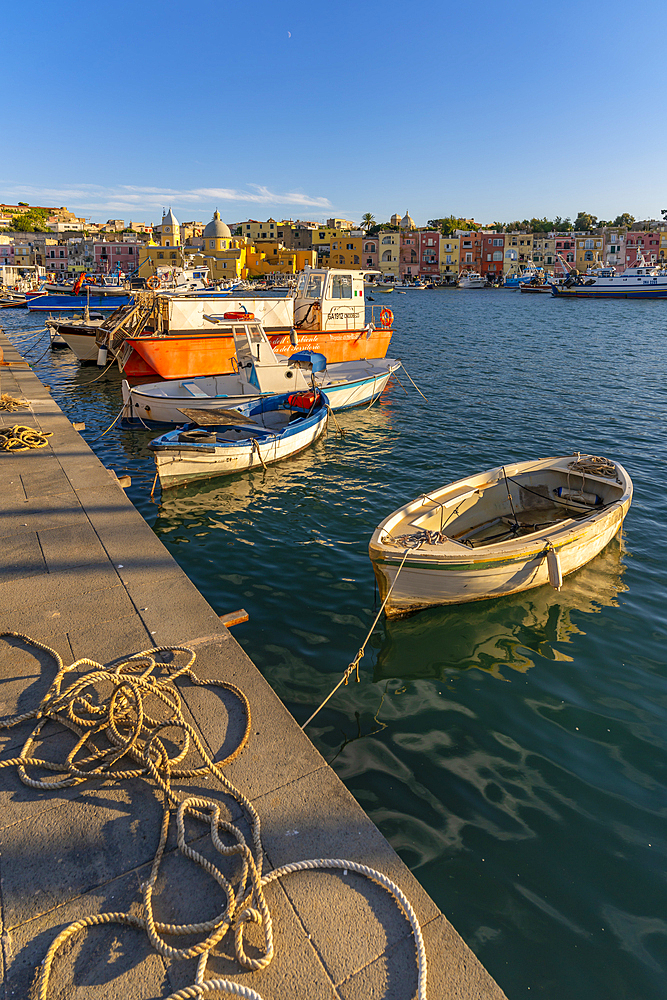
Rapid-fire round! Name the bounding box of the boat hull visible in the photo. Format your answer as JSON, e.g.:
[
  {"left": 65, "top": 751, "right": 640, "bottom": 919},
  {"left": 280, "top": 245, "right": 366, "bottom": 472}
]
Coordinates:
[
  {"left": 122, "top": 361, "right": 399, "bottom": 424},
  {"left": 125, "top": 327, "right": 393, "bottom": 379},
  {"left": 149, "top": 400, "right": 328, "bottom": 488},
  {"left": 552, "top": 284, "right": 667, "bottom": 299},
  {"left": 27, "top": 294, "right": 131, "bottom": 312}
]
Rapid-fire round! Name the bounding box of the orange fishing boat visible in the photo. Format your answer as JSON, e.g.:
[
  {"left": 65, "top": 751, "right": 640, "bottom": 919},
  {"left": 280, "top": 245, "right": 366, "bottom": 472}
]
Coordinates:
[{"left": 119, "top": 268, "right": 394, "bottom": 379}]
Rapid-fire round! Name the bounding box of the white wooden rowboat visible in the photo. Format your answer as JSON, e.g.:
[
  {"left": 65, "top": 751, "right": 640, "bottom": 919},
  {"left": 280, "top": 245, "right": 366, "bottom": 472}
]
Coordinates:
[
  {"left": 148, "top": 390, "right": 329, "bottom": 488},
  {"left": 122, "top": 321, "right": 399, "bottom": 425},
  {"left": 369, "top": 454, "right": 632, "bottom": 616}
]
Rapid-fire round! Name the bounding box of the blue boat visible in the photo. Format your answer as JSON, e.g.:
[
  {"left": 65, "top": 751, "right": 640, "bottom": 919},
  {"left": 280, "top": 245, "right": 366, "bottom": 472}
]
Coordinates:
[
  {"left": 27, "top": 293, "right": 131, "bottom": 312},
  {"left": 148, "top": 389, "right": 330, "bottom": 488}
]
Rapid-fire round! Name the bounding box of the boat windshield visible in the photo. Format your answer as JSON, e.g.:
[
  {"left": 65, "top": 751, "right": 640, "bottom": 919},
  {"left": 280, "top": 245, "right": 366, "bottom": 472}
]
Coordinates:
[{"left": 304, "top": 273, "right": 324, "bottom": 299}]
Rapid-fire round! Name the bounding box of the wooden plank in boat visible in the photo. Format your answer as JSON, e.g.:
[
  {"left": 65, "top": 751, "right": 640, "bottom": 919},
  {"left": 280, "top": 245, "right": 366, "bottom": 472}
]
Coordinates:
[{"left": 176, "top": 406, "right": 258, "bottom": 426}]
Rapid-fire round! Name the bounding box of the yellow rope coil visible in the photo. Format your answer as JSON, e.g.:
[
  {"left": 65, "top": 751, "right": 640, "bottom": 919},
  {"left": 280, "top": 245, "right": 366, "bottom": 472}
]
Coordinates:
[
  {"left": 0, "top": 424, "right": 53, "bottom": 452},
  {"left": 0, "top": 632, "right": 427, "bottom": 1000},
  {"left": 0, "top": 393, "right": 28, "bottom": 412}
]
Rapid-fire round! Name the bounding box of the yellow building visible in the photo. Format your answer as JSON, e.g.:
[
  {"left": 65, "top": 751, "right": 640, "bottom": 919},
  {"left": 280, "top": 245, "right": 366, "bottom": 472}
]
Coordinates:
[
  {"left": 575, "top": 234, "right": 604, "bottom": 270},
  {"left": 155, "top": 208, "right": 181, "bottom": 247},
  {"left": 328, "top": 235, "right": 363, "bottom": 268},
  {"left": 378, "top": 232, "right": 399, "bottom": 278},
  {"left": 139, "top": 211, "right": 316, "bottom": 281},
  {"left": 240, "top": 219, "right": 280, "bottom": 242},
  {"left": 439, "top": 236, "right": 459, "bottom": 280},
  {"left": 326, "top": 218, "right": 355, "bottom": 231}
]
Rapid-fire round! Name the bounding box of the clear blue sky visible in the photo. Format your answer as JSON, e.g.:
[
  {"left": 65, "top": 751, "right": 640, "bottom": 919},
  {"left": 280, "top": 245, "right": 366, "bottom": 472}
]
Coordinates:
[{"left": 3, "top": 0, "right": 667, "bottom": 228}]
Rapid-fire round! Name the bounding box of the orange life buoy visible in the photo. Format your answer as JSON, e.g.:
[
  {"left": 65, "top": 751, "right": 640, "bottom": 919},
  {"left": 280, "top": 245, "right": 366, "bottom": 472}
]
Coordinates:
[
  {"left": 147, "top": 276, "right": 160, "bottom": 289},
  {"left": 223, "top": 311, "right": 255, "bottom": 320},
  {"left": 379, "top": 307, "right": 393, "bottom": 328}
]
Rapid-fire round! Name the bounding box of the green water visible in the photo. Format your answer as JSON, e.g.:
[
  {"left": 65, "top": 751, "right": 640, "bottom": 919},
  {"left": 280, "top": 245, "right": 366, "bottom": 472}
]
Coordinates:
[{"left": 4, "top": 289, "right": 667, "bottom": 998}]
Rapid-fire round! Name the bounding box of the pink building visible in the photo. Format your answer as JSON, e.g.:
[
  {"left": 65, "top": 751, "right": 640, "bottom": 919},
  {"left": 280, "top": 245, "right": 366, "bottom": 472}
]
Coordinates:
[
  {"left": 44, "top": 245, "right": 69, "bottom": 273},
  {"left": 94, "top": 240, "right": 142, "bottom": 275},
  {"left": 399, "top": 232, "right": 419, "bottom": 279},
  {"left": 419, "top": 231, "right": 440, "bottom": 278},
  {"left": 0, "top": 244, "right": 14, "bottom": 267},
  {"left": 625, "top": 231, "right": 662, "bottom": 267},
  {"left": 553, "top": 235, "right": 575, "bottom": 276},
  {"left": 362, "top": 237, "right": 378, "bottom": 270},
  {"left": 481, "top": 233, "right": 504, "bottom": 281}
]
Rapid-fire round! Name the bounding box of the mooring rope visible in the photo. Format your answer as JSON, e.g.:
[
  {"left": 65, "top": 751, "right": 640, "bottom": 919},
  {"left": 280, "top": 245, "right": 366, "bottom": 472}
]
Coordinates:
[
  {"left": 0, "top": 424, "right": 53, "bottom": 451},
  {"left": 0, "top": 632, "right": 427, "bottom": 1000},
  {"left": 301, "top": 547, "right": 412, "bottom": 730}
]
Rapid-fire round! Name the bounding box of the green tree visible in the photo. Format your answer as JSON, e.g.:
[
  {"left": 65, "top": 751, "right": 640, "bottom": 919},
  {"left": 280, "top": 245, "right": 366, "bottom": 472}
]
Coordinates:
[
  {"left": 613, "top": 213, "right": 635, "bottom": 228},
  {"left": 574, "top": 211, "right": 598, "bottom": 231},
  {"left": 9, "top": 207, "right": 51, "bottom": 232},
  {"left": 361, "top": 213, "right": 375, "bottom": 232},
  {"left": 436, "top": 215, "right": 479, "bottom": 235},
  {"left": 552, "top": 216, "right": 573, "bottom": 231},
  {"left": 529, "top": 217, "right": 553, "bottom": 233}
]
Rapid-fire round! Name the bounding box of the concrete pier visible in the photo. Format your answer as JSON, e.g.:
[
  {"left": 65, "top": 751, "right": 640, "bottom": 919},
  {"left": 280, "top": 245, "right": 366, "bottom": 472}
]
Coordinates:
[{"left": 0, "top": 331, "right": 507, "bottom": 999}]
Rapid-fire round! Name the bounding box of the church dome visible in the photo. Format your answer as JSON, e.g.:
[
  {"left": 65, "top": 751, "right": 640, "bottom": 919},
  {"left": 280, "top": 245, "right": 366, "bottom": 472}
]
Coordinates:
[
  {"left": 203, "top": 210, "right": 232, "bottom": 240},
  {"left": 400, "top": 211, "right": 415, "bottom": 230}
]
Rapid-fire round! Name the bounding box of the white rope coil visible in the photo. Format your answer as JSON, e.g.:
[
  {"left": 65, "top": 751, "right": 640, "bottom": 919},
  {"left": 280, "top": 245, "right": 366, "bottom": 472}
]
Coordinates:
[{"left": 0, "top": 631, "right": 427, "bottom": 1000}]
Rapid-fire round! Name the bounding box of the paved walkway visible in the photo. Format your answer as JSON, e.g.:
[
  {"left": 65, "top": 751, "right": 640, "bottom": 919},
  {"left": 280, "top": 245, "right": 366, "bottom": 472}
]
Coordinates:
[{"left": 0, "top": 331, "right": 507, "bottom": 999}]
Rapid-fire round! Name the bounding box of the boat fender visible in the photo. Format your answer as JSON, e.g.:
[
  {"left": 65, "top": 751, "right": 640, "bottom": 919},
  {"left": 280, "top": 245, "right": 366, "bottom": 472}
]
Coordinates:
[
  {"left": 223, "top": 311, "right": 255, "bottom": 320},
  {"left": 555, "top": 487, "right": 602, "bottom": 506},
  {"left": 545, "top": 543, "right": 562, "bottom": 591},
  {"left": 287, "top": 391, "right": 316, "bottom": 410}
]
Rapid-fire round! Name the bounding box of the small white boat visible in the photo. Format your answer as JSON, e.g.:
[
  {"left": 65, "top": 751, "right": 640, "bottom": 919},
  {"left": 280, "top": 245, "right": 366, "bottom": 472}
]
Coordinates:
[
  {"left": 148, "top": 390, "right": 329, "bottom": 488},
  {"left": 121, "top": 320, "right": 400, "bottom": 424},
  {"left": 458, "top": 271, "right": 487, "bottom": 289},
  {"left": 369, "top": 454, "right": 632, "bottom": 616},
  {"left": 45, "top": 317, "right": 105, "bottom": 361}
]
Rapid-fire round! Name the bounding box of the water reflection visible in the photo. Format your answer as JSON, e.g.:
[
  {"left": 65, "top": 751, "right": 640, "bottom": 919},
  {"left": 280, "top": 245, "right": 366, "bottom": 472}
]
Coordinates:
[{"left": 374, "top": 536, "right": 628, "bottom": 682}]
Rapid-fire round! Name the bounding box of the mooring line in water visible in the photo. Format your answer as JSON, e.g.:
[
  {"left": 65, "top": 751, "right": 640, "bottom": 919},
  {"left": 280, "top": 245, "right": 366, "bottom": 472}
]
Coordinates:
[
  {"left": 0, "top": 631, "right": 427, "bottom": 1000},
  {"left": 397, "top": 361, "right": 428, "bottom": 400},
  {"left": 301, "top": 547, "right": 412, "bottom": 731}
]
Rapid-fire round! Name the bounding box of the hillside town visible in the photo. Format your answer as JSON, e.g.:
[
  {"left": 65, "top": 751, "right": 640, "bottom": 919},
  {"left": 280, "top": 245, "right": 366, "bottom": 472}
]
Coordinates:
[{"left": 1, "top": 202, "right": 667, "bottom": 286}]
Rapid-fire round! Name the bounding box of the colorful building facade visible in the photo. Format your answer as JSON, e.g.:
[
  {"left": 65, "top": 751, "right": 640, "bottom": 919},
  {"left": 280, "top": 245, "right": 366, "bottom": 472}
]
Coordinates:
[
  {"left": 418, "top": 231, "right": 440, "bottom": 279},
  {"left": 439, "top": 236, "right": 459, "bottom": 281},
  {"left": 481, "top": 233, "right": 505, "bottom": 281},
  {"left": 378, "top": 232, "right": 399, "bottom": 279}
]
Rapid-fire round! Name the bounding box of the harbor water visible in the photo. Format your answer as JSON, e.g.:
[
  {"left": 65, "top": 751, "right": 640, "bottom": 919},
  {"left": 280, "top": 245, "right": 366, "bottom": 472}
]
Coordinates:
[{"left": 3, "top": 289, "right": 667, "bottom": 999}]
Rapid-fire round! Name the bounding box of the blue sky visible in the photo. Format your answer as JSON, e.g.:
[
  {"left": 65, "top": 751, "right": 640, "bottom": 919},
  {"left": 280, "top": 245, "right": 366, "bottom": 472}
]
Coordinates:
[{"left": 3, "top": 0, "right": 667, "bottom": 227}]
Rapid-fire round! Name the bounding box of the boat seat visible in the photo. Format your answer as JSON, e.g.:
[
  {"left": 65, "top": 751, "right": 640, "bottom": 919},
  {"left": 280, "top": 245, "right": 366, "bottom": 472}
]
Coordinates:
[{"left": 181, "top": 382, "right": 209, "bottom": 398}]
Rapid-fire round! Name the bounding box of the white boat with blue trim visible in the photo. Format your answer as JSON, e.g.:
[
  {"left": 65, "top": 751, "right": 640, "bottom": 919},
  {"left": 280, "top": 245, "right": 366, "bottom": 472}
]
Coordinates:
[
  {"left": 369, "top": 454, "right": 632, "bottom": 616},
  {"left": 148, "top": 390, "right": 329, "bottom": 488},
  {"left": 122, "top": 319, "right": 399, "bottom": 425},
  {"left": 552, "top": 251, "right": 667, "bottom": 298}
]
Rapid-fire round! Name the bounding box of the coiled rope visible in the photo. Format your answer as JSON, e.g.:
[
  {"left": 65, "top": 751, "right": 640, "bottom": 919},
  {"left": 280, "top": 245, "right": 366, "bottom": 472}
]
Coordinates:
[
  {"left": 0, "top": 424, "right": 53, "bottom": 451},
  {"left": 0, "top": 632, "right": 427, "bottom": 1000},
  {"left": 0, "top": 393, "right": 28, "bottom": 412},
  {"left": 568, "top": 453, "right": 618, "bottom": 479}
]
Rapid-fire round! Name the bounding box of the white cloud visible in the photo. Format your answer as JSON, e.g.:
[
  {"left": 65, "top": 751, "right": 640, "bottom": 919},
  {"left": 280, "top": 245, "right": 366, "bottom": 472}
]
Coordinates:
[{"left": 0, "top": 182, "right": 332, "bottom": 219}]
